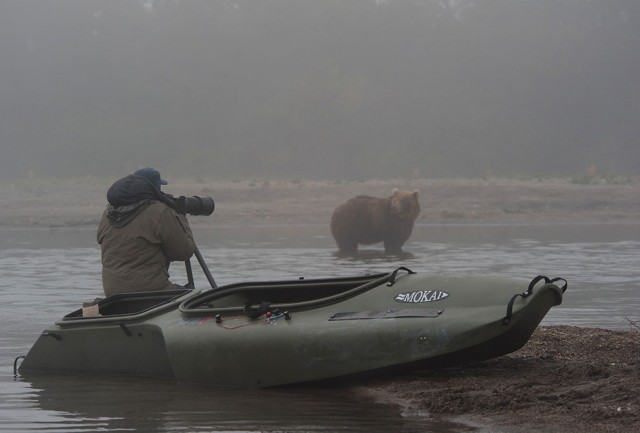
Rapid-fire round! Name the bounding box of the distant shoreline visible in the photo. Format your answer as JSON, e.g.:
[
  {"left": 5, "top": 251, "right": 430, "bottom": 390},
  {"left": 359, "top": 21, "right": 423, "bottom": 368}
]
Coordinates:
[{"left": 1, "top": 176, "right": 639, "bottom": 228}]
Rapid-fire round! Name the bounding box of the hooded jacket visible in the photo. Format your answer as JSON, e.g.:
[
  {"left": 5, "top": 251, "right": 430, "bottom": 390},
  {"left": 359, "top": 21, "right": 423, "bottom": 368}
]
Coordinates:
[{"left": 97, "top": 175, "right": 195, "bottom": 296}]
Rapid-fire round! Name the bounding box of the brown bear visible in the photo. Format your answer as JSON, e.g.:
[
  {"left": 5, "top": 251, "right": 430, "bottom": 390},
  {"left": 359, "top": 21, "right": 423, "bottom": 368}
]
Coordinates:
[{"left": 330, "top": 189, "right": 420, "bottom": 255}]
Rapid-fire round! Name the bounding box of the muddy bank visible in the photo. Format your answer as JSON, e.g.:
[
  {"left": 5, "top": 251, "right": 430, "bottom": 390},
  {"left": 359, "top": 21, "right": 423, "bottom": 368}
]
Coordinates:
[
  {"left": 0, "top": 176, "right": 639, "bottom": 227},
  {"left": 354, "top": 325, "right": 640, "bottom": 433}
]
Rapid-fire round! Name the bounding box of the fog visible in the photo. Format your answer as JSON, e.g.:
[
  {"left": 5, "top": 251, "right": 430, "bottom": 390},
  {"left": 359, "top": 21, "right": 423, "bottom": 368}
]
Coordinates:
[{"left": 1, "top": 0, "right": 639, "bottom": 180}]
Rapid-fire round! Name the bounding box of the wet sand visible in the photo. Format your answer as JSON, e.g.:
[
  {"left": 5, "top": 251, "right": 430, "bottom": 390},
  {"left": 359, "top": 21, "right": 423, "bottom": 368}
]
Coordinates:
[
  {"left": 1, "top": 175, "right": 639, "bottom": 432},
  {"left": 353, "top": 325, "right": 640, "bottom": 433}
]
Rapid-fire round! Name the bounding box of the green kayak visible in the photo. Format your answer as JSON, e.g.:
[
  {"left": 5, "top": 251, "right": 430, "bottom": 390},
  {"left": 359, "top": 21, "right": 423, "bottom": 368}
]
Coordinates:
[{"left": 18, "top": 267, "right": 566, "bottom": 387}]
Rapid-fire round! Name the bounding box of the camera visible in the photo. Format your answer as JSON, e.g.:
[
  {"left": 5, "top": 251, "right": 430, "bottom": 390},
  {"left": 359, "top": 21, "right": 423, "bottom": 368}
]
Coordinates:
[
  {"left": 163, "top": 194, "right": 215, "bottom": 216},
  {"left": 176, "top": 195, "right": 215, "bottom": 216}
]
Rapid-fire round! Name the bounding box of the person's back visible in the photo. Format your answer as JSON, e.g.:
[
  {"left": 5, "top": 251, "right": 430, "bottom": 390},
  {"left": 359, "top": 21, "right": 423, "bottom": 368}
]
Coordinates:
[{"left": 97, "top": 168, "right": 195, "bottom": 297}]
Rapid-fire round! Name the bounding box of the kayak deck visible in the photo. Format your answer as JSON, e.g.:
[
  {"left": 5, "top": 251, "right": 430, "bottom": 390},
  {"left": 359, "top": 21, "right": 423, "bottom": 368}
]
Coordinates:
[{"left": 18, "top": 268, "right": 567, "bottom": 387}]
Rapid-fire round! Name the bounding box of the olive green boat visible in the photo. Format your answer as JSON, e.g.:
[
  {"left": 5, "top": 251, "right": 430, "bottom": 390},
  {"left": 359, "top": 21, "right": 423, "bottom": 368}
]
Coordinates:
[{"left": 18, "top": 262, "right": 566, "bottom": 387}]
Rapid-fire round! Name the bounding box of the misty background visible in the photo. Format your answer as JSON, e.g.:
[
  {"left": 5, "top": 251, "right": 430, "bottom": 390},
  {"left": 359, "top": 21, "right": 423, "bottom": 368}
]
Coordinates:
[{"left": 1, "top": 0, "right": 639, "bottom": 181}]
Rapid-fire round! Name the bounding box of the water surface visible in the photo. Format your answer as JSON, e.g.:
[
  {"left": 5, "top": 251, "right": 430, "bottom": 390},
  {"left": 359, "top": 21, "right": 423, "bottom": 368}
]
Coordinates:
[{"left": 1, "top": 222, "right": 638, "bottom": 432}]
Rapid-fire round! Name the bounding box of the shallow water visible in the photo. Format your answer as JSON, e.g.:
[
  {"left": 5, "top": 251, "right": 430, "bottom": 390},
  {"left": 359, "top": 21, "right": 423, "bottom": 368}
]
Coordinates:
[{"left": 1, "top": 222, "right": 639, "bottom": 432}]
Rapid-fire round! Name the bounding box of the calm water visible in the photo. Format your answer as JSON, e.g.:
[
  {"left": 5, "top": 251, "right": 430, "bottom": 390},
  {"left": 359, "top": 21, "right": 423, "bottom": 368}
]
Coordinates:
[{"left": 1, "top": 222, "right": 639, "bottom": 432}]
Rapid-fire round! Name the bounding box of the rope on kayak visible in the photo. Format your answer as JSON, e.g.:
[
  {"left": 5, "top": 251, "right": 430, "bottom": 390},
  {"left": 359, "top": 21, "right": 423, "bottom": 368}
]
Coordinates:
[
  {"left": 217, "top": 310, "right": 288, "bottom": 329},
  {"left": 386, "top": 266, "right": 416, "bottom": 286},
  {"left": 503, "top": 275, "right": 567, "bottom": 325}
]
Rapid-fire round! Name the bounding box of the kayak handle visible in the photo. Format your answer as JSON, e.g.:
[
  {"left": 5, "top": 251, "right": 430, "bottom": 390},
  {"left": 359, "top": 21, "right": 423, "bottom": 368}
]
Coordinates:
[
  {"left": 13, "top": 356, "right": 25, "bottom": 377},
  {"left": 386, "top": 266, "right": 416, "bottom": 286},
  {"left": 503, "top": 275, "right": 567, "bottom": 324}
]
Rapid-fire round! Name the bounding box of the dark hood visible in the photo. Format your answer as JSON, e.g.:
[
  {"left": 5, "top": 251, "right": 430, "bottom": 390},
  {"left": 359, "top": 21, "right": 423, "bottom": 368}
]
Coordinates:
[
  {"left": 104, "top": 175, "right": 165, "bottom": 228},
  {"left": 107, "top": 175, "right": 160, "bottom": 207}
]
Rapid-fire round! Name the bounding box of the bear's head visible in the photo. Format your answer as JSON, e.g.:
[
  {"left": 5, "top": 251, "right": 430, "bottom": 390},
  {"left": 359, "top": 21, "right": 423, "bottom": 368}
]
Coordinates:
[{"left": 390, "top": 189, "right": 421, "bottom": 221}]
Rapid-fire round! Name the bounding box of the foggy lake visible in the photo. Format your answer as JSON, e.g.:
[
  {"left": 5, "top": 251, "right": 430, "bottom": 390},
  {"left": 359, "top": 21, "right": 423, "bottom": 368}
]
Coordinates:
[
  {"left": 1, "top": 0, "right": 639, "bottom": 431},
  {"left": 1, "top": 222, "right": 638, "bottom": 432}
]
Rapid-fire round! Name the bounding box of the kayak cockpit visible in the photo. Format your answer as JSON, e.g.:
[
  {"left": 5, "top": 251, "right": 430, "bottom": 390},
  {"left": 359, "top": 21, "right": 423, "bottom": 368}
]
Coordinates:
[
  {"left": 179, "top": 270, "right": 410, "bottom": 316},
  {"left": 57, "top": 288, "right": 195, "bottom": 326}
]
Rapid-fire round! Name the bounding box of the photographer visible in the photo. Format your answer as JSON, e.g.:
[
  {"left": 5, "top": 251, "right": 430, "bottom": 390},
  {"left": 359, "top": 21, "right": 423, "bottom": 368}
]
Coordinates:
[{"left": 97, "top": 167, "right": 206, "bottom": 297}]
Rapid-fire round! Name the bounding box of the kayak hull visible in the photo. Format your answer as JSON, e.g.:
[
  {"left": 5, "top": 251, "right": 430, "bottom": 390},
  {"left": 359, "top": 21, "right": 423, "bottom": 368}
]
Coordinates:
[{"left": 19, "top": 269, "right": 566, "bottom": 387}]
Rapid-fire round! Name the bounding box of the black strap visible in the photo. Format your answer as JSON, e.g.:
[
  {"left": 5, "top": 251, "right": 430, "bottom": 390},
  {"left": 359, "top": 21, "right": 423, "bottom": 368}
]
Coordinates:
[
  {"left": 549, "top": 276, "right": 568, "bottom": 293},
  {"left": 244, "top": 301, "right": 271, "bottom": 319},
  {"left": 386, "top": 266, "right": 417, "bottom": 286},
  {"left": 503, "top": 275, "right": 567, "bottom": 324}
]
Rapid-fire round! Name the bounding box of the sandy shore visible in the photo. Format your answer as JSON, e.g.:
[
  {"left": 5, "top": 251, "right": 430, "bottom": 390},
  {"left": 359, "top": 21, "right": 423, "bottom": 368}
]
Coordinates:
[
  {"left": 353, "top": 325, "right": 640, "bottom": 433},
  {"left": 1, "top": 175, "right": 639, "bottom": 227},
  {"left": 1, "top": 175, "right": 639, "bottom": 432}
]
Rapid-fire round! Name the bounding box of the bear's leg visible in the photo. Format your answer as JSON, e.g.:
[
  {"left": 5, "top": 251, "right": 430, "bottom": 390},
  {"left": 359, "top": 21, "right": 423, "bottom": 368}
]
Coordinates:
[
  {"left": 383, "top": 240, "right": 404, "bottom": 255},
  {"left": 335, "top": 239, "right": 358, "bottom": 256}
]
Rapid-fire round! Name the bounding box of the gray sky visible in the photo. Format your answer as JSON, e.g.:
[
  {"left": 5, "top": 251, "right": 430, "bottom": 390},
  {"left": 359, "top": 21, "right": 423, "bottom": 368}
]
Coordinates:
[{"left": 1, "top": 0, "right": 639, "bottom": 180}]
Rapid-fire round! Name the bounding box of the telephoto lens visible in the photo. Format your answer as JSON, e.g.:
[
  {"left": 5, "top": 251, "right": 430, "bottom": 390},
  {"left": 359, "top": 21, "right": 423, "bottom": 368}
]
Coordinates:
[{"left": 178, "top": 196, "right": 215, "bottom": 216}]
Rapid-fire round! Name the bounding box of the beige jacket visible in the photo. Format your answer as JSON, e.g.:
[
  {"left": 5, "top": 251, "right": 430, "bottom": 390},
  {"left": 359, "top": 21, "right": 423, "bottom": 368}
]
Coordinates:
[{"left": 97, "top": 201, "right": 195, "bottom": 297}]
